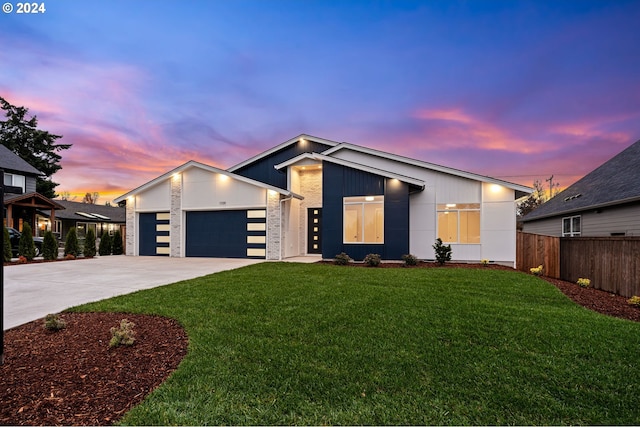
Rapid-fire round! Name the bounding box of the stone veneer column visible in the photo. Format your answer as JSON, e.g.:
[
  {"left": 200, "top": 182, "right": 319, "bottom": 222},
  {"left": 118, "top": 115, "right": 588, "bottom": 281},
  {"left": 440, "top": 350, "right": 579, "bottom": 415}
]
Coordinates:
[
  {"left": 298, "top": 169, "right": 323, "bottom": 255},
  {"left": 266, "top": 190, "right": 281, "bottom": 260},
  {"left": 170, "top": 173, "right": 182, "bottom": 257},
  {"left": 125, "top": 197, "right": 135, "bottom": 256}
]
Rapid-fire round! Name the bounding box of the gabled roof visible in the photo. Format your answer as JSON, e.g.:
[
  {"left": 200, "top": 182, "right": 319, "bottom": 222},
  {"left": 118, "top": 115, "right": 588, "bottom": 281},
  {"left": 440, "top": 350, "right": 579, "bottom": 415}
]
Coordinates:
[
  {"left": 274, "top": 153, "right": 426, "bottom": 190},
  {"left": 227, "top": 134, "right": 340, "bottom": 172},
  {"left": 4, "top": 192, "right": 65, "bottom": 210},
  {"left": 0, "top": 144, "right": 43, "bottom": 176},
  {"left": 114, "top": 160, "right": 302, "bottom": 204},
  {"left": 52, "top": 199, "right": 126, "bottom": 222},
  {"left": 322, "top": 142, "right": 532, "bottom": 196},
  {"left": 522, "top": 139, "right": 640, "bottom": 222}
]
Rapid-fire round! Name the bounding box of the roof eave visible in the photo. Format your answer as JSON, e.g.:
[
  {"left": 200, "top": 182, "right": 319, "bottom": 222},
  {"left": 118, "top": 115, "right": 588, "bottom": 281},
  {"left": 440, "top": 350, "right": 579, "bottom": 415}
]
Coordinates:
[{"left": 522, "top": 195, "right": 640, "bottom": 222}]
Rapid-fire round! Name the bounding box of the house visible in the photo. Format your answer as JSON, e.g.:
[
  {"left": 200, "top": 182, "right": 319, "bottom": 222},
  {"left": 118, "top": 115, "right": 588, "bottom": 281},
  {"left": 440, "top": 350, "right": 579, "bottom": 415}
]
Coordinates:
[
  {"left": 114, "top": 134, "right": 531, "bottom": 265},
  {"left": 521, "top": 138, "right": 640, "bottom": 237},
  {"left": 48, "top": 199, "right": 126, "bottom": 242},
  {"left": 1, "top": 144, "right": 64, "bottom": 236}
]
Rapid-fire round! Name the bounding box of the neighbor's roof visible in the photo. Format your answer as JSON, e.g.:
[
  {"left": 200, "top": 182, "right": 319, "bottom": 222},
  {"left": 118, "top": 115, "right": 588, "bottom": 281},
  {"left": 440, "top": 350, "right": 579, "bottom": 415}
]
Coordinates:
[
  {"left": 0, "top": 144, "right": 43, "bottom": 176},
  {"left": 522, "top": 138, "right": 640, "bottom": 222},
  {"left": 52, "top": 199, "right": 126, "bottom": 222}
]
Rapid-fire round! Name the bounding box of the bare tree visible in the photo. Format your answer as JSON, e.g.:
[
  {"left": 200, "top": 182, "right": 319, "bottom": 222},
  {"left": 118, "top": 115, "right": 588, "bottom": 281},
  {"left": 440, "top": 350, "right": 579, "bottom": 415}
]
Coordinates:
[
  {"left": 82, "top": 192, "right": 100, "bottom": 204},
  {"left": 58, "top": 191, "right": 76, "bottom": 201}
]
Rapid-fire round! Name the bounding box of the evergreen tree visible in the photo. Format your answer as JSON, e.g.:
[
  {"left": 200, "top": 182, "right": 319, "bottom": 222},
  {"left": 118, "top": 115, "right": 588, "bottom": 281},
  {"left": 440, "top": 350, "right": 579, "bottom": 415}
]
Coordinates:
[
  {"left": 42, "top": 230, "right": 58, "bottom": 261},
  {"left": 83, "top": 228, "right": 96, "bottom": 258},
  {"left": 64, "top": 227, "right": 79, "bottom": 257},
  {"left": 433, "top": 238, "right": 452, "bottom": 265},
  {"left": 112, "top": 229, "right": 123, "bottom": 255},
  {"left": 3, "top": 227, "right": 12, "bottom": 262},
  {"left": 0, "top": 96, "right": 72, "bottom": 198},
  {"left": 99, "top": 231, "right": 112, "bottom": 256},
  {"left": 18, "top": 222, "right": 36, "bottom": 261}
]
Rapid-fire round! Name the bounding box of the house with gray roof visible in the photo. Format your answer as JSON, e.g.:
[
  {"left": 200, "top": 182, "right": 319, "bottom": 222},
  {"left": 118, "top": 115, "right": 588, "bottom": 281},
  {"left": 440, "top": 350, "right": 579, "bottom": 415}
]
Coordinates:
[
  {"left": 521, "top": 138, "right": 640, "bottom": 237},
  {"left": 50, "top": 199, "right": 126, "bottom": 242}
]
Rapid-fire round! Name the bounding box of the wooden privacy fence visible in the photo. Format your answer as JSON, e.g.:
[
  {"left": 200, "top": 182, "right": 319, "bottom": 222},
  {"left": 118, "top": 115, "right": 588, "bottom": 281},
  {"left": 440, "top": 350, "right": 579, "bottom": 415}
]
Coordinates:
[{"left": 517, "top": 232, "right": 640, "bottom": 298}]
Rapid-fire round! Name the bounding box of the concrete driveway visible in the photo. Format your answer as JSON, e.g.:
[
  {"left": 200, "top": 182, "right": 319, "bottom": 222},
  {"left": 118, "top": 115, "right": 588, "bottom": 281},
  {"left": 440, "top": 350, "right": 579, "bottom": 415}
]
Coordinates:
[{"left": 3, "top": 256, "right": 262, "bottom": 330}]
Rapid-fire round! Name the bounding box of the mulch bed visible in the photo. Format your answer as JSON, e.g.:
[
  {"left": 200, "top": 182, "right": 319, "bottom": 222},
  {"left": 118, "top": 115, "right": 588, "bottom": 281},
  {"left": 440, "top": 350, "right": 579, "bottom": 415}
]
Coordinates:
[{"left": 1, "top": 262, "right": 638, "bottom": 426}]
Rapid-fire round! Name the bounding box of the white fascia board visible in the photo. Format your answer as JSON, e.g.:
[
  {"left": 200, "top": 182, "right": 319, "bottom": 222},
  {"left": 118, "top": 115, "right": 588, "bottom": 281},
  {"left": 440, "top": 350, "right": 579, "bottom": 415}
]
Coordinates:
[
  {"left": 114, "top": 160, "right": 299, "bottom": 204},
  {"left": 323, "top": 143, "right": 532, "bottom": 194},
  {"left": 275, "top": 153, "right": 426, "bottom": 189},
  {"left": 227, "top": 133, "right": 340, "bottom": 172}
]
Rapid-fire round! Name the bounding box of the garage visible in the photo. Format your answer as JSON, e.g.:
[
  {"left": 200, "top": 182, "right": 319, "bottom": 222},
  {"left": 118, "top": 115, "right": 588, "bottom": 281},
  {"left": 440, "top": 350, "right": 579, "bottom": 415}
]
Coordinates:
[{"left": 185, "top": 209, "right": 267, "bottom": 258}]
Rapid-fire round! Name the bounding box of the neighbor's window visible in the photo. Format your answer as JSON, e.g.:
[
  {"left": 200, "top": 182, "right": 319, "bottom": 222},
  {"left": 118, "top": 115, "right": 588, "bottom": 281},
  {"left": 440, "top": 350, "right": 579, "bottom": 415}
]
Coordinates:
[
  {"left": 437, "top": 203, "right": 480, "bottom": 244},
  {"left": 76, "top": 222, "right": 97, "bottom": 239},
  {"left": 3, "top": 173, "right": 26, "bottom": 193},
  {"left": 344, "top": 196, "right": 384, "bottom": 243},
  {"left": 562, "top": 215, "right": 581, "bottom": 237}
]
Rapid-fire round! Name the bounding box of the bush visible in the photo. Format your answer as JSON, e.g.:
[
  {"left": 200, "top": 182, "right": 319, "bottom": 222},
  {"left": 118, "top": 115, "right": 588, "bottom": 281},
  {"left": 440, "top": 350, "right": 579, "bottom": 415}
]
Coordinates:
[
  {"left": 18, "top": 223, "right": 36, "bottom": 261},
  {"left": 334, "top": 252, "right": 352, "bottom": 266},
  {"left": 99, "top": 231, "right": 112, "bottom": 256},
  {"left": 627, "top": 296, "right": 640, "bottom": 307},
  {"left": 112, "top": 229, "right": 123, "bottom": 255},
  {"left": 83, "top": 228, "right": 96, "bottom": 258},
  {"left": 42, "top": 231, "right": 58, "bottom": 260},
  {"left": 109, "top": 319, "right": 136, "bottom": 348},
  {"left": 481, "top": 259, "right": 490, "bottom": 266},
  {"left": 64, "top": 227, "right": 79, "bottom": 257},
  {"left": 577, "top": 278, "right": 591, "bottom": 288},
  {"left": 363, "top": 253, "right": 381, "bottom": 267},
  {"left": 530, "top": 265, "right": 544, "bottom": 276},
  {"left": 44, "top": 314, "right": 66, "bottom": 331},
  {"left": 433, "top": 238, "right": 452, "bottom": 265},
  {"left": 402, "top": 254, "right": 418, "bottom": 266},
  {"left": 4, "top": 227, "right": 12, "bottom": 262}
]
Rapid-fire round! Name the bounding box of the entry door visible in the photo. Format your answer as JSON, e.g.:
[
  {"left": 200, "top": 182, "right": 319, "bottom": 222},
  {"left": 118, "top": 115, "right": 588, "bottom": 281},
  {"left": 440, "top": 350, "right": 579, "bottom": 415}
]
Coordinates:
[{"left": 307, "top": 208, "right": 322, "bottom": 254}]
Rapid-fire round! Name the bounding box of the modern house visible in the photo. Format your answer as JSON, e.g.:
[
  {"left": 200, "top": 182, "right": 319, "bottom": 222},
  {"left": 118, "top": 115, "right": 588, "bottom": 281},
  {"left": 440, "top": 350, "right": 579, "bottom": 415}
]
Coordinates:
[
  {"left": 1, "top": 144, "right": 64, "bottom": 236},
  {"left": 48, "top": 199, "right": 126, "bottom": 242},
  {"left": 521, "top": 138, "right": 640, "bottom": 237},
  {"left": 114, "top": 134, "right": 531, "bottom": 265}
]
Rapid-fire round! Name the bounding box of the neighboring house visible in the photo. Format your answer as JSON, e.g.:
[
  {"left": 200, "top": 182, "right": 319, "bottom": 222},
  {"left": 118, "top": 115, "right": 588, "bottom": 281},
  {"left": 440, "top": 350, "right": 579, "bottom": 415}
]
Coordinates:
[
  {"left": 114, "top": 134, "right": 531, "bottom": 265},
  {"left": 48, "top": 199, "right": 126, "bottom": 242},
  {"left": 521, "top": 138, "right": 640, "bottom": 237},
  {"left": 1, "top": 144, "right": 64, "bottom": 236}
]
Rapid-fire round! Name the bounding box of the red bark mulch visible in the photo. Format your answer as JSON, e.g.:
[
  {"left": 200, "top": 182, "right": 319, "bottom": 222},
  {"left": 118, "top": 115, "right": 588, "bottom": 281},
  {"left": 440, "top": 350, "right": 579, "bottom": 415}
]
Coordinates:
[{"left": 1, "top": 262, "right": 638, "bottom": 426}]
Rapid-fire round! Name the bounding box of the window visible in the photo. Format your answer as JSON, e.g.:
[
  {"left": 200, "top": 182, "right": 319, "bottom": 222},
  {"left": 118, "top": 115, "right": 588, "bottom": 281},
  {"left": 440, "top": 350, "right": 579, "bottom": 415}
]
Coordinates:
[
  {"left": 344, "top": 196, "right": 384, "bottom": 243},
  {"left": 437, "top": 203, "right": 480, "bottom": 244},
  {"left": 3, "top": 173, "right": 26, "bottom": 193},
  {"left": 562, "top": 215, "right": 581, "bottom": 237},
  {"left": 76, "top": 222, "right": 97, "bottom": 239}
]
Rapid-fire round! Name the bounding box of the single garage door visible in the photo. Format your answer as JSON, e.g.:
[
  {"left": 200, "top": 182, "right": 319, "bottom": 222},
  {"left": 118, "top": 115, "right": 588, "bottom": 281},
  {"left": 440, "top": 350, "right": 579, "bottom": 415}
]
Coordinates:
[
  {"left": 139, "top": 212, "right": 170, "bottom": 256},
  {"left": 185, "top": 209, "right": 267, "bottom": 258}
]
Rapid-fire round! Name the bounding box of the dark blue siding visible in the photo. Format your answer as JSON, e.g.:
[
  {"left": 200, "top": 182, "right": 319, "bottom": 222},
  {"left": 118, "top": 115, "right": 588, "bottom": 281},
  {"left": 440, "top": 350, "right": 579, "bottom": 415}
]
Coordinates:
[
  {"left": 234, "top": 140, "right": 333, "bottom": 188},
  {"left": 321, "top": 162, "right": 410, "bottom": 260}
]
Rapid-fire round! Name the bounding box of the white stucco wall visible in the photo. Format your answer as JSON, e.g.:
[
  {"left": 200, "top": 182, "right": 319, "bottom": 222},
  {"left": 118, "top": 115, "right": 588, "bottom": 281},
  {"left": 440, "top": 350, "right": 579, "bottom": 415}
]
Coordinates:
[{"left": 182, "top": 167, "right": 267, "bottom": 210}]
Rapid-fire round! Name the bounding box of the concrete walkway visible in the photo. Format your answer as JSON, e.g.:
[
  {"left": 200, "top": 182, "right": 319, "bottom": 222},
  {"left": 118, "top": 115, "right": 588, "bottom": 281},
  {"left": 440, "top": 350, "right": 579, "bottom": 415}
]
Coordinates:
[{"left": 3, "top": 256, "right": 262, "bottom": 330}]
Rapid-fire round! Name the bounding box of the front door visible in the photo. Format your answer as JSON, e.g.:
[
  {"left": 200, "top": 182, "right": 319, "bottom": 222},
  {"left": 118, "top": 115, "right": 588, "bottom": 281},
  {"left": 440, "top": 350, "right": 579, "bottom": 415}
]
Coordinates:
[{"left": 307, "top": 208, "right": 322, "bottom": 254}]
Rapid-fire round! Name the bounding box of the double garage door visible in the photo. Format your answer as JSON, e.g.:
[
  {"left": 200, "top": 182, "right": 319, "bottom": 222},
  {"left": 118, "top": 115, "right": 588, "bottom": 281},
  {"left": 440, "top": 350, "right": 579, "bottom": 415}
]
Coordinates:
[{"left": 139, "top": 210, "right": 267, "bottom": 258}]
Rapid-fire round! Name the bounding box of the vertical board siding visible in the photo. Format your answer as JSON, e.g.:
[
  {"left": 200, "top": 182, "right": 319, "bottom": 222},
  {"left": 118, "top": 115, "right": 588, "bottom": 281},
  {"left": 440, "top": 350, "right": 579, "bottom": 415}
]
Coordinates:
[{"left": 517, "top": 232, "right": 640, "bottom": 297}]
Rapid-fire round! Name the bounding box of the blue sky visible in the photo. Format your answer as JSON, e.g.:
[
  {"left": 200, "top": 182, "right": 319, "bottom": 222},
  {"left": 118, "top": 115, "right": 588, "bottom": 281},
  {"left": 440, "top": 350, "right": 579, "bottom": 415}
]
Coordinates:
[{"left": 1, "top": 0, "right": 639, "bottom": 202}]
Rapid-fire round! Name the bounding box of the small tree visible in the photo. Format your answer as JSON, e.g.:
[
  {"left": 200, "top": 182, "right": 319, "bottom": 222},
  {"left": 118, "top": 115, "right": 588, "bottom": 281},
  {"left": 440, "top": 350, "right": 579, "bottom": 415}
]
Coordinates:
[
  {"left": 3, "top": 227, "right": 12, "bottom": 262},
  {"left": 42, "top": 230, "right": 58, "bottom": 260},
  {"left": 112, "top": 229, "right": 123, "bottom": 255},
  {"left": 433, "top": 238, "right": 452, "bottom": 265},
  {"left": 83, "top": 228, "right": 96, "bottom": 258},
  {"left": 99, "top": 231, "right": 112, "bottom": 256},
  {"left": 18, "top": 223, "right": 36, "bottom": 261},
  {"left": 64, "top": 227, "right": 79, "bottom": 257}
]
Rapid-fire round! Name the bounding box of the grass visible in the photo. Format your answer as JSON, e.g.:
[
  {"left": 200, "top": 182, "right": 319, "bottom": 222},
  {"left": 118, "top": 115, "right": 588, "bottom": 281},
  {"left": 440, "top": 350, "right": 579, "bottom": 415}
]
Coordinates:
[{"left": 72, "top": 263, "right": 640, "bottom": 425}]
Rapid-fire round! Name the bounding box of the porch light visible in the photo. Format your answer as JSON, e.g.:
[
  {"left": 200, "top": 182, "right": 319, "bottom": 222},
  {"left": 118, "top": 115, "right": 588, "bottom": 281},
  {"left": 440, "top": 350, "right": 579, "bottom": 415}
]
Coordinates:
[{"left": 490, "top": 184, "right": 502, "bottom": 193}]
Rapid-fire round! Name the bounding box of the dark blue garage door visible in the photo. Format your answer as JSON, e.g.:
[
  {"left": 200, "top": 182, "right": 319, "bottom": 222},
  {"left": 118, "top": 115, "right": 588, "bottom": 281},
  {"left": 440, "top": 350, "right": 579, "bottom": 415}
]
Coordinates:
[
  {"left": 139, "top": 212, "right": 170, "bottom": 256},
  {"left": 185, "top": 210, "right": 266, "bottom": 258}
]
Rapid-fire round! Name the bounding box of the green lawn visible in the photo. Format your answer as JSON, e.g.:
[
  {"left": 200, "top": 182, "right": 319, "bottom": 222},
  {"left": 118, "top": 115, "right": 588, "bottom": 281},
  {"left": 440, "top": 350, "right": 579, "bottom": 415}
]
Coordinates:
[{"left": 73, "top": 263, "right": 640, "bottom": 425}]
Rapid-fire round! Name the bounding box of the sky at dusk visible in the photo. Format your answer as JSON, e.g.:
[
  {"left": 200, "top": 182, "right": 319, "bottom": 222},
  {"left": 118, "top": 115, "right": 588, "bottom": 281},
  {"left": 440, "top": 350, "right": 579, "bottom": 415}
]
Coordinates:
[{"left": 1, "top": 0, "right": 639, "bottom": 203}]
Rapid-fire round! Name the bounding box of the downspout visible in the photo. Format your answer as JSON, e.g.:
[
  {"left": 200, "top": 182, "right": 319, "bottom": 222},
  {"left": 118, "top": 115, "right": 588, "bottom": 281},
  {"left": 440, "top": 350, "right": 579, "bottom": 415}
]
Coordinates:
[{"left": 279, "top": 195, "right": 293, "bottom": 261}]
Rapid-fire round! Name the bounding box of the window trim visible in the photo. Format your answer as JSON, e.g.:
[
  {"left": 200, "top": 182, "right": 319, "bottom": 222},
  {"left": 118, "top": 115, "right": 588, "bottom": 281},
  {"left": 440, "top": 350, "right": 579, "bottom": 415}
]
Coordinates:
[
  {"left": 436, "top": 203, "right": 481, "bottom": 244},
  {"left": 4, "top": 173, "right": 26, "bottom": 193},
  {"left": 562, "top": 215, "right": 581, "bottom": 237},
  {"left": 343, "top": 195, "right": 384, "bottom": 244}
]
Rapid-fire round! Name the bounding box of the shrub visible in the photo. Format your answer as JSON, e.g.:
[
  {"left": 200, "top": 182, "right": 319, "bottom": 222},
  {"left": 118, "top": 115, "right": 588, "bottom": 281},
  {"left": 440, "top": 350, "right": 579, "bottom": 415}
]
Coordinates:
[
  {"left": 433, "top": 238, "right": 452, "bottom": 265},
  {"left": 577, "top": 278, "right": 591, "bottom": 288},
  {"left": 99, "top": 231, "right": 112, "bottom": 256},
  {"left": 112, "top": 229, "right": 123, "bottom": 255},
  {"left": 44, "top": 313, "right": 66, "bottom": 331},
  {"left": 363, "top": 253, "right": 381, "bottom": 267},
  {"left": 3, "top": 227, "right": 12, "bottom": 262},
  {"left": 17, "top": 255, "right": 27, "bottom": 264},
  {"left": 83, "top": 228, "right": 96, "bottom": 258},
  {"left": 18, "top": 223, "right": 36, "bottom": 261},
  {"left": 530, "top": 265, "right": 544, "bottom": 276},
  {"left": 42, "top": 231, "right": 58, "bottom": 261},
  {"left": 481, "top": 259, "right": 490, "bottom": 266},
  {"left": 334, "top": 252, "right": 352, "bottom": 266},
  {"left": 109, "top": 319, "right": 136, "bottom": 348},
  {"left": 64, "top": 227, "right": 79, "bottom": 257},
  {"left": 65, "top": 253, "right": 76, "bottom": 260},
  {"left": 402, "top": 254, "right": 418, "bottom": 266},
  {"left": 627, "top": 296, "right": 640, "bottom": 307}
]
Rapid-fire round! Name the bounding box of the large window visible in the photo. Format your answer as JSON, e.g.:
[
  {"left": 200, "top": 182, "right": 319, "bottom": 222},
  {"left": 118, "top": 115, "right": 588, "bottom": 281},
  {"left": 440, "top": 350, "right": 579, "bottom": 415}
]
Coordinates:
[
  {"left": 4, "top": 173, "right": 26, "bottom": 193},
  {"left": 562, "top": 215, "right": 581, "bottom": 237},
  {"left": 344, "top": 196, "right": 384, "bottom": 243},
  {"left": 437, "top": 203, "right": 480, "bottom": 244}
]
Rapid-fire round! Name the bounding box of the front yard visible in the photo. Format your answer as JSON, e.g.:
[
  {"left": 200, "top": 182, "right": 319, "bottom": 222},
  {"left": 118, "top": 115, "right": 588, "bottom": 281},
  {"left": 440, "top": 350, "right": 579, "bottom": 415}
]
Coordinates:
[{"left": 3, "top": 263, "right": 640, "bottom": 425}]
